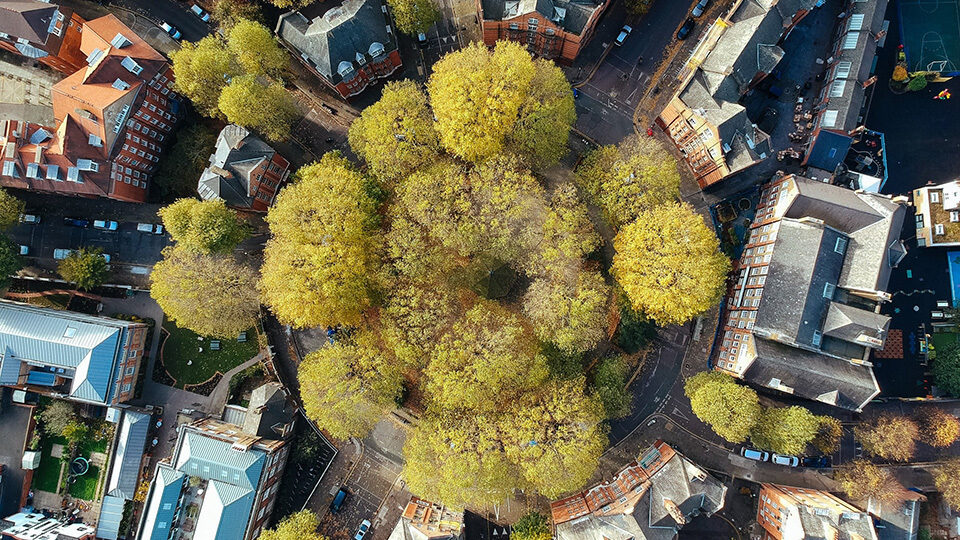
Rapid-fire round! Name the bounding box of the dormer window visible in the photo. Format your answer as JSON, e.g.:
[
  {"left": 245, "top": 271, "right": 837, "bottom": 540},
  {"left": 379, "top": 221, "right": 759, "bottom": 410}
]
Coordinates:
[
  {"left": 356, "top": 51, "right": 366, "bottom": 65},
  {"left": 88, "top": 134, "right": 103, "bottom": 147},
  {"left": 76, "top": 159, "right": 98, "bottom": 172},
  {"left": 369, "top": 42, "right": 384, "bottom": 58},
  {"left": 2, "top": 161, "right": 17, "bottom": 178},
  {"left": 337, "top": 61, "right": 355, "bottom": 77},
  {"left": 85, "top": 48, "right": 104, "bottom": 66},
  {"left": 112, "top": 78, "right": 130, "bottom": 91},
  {"left": 110, "top": 33, "right": 132, "bottom": 48},
  {"left": 121, "top": 56, "right": 143, "bottom": 75}
]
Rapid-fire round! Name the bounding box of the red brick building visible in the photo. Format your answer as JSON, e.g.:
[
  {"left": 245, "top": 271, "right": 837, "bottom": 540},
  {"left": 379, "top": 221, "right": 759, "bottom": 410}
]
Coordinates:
[
  {"left": 276, "top": 0, "right": 402, "bottom": 99},
  {"left": 757, "top": 484, "right": 877, "bottom": 539},
  {"left": 197, "top": 124, "right": 290, "bottom": 212},
  {"left": 0, "top": 14, "right": 179, "bottom": 202},
  {"left": 0, "top": 0, "right": 86, "bottom": 74},
  {"left": 478, "top": 0, "right": 607, "bottom": 63}
]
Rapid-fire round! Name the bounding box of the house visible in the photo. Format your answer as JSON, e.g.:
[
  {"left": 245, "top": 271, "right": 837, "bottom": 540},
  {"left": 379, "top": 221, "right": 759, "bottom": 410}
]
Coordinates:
[
  {"left": 913, "top": 180, "right": 960, "bottom": 247},
  {"left": 96, "top": 409, "right": 152, "bottom": 540},
  {"left": 0, "top": 512, "right": 96, "bottom": 539},
  {"left": 0, "top": 299, "right": 148, "bottom": 406},
  {"left": 477, "top": 0, "right": 607, "bottom": 64},
  {"left": 804, "top": 0, "right": 887, "bottom": 161},
  {"left": 550, "top": 440, "right": 726, "bottom": 540},
  {"left": 276, "top": 0, "right": 402, "bottom": 99},
  {"left": 197, "top": 124, "right": 290, "bottom": 212},
  {"left": 656, "top": 0, "right": 819, "bottom": 189},
  {"left": 387, "top": 497, "right": 464, "bottom": 540},
  {"left": 868, "top": 490, "right": 926, "bottom": 540},
  {"left": 0, "top": 14, "right": 180, "bottom": 202},
  {"left": 0, "top": 0, "right": 86, "bottom": 74},
  {"left": 715, "top": 174, "right": 908, "bottom": 411},
  {"left": 757, "top": 483, "right": 878, "bottom": 540},
  {"left": 138, "top": 386, "right": 295, "bottom": 540}
]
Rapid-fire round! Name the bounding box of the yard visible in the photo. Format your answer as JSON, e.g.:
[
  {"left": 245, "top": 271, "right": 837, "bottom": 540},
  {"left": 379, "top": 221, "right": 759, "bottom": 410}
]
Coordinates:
[
  {"left": 68, "top": 465, "right": 100, "bottom": 500},
  {"left": 33, "top": 431, "right": 110, "bottom": 497},
  {"left": 932, "top": 332, "right": 960, "bottom": 357},
  {"left": 161, "top": 321, "right": 259, "bottom": 387}
]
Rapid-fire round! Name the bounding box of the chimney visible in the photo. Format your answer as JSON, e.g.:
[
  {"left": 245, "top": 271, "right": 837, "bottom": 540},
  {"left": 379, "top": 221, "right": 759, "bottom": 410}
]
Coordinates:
[{"left": 663, "top": 499, "right": 686, "bottom": 526}]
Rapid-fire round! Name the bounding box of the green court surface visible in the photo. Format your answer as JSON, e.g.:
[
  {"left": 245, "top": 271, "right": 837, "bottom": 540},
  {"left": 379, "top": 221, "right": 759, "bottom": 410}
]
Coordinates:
[{"left": 900, "top": 0, "right": 960, "bottom": 74}]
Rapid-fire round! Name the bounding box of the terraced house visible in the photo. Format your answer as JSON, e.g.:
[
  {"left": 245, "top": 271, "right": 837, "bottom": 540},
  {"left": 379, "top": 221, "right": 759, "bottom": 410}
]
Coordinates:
[
  {"left": 0, "top": 0, "right": 86, "bottom": 74},
  {"left": 714, "top": 174, "right": 907, "bottom": 411},
  {"left": 477, "top": 0, "right": 608, "bottom": 63},
  {"left": 0, "top": 14, "right": 179, "bottom": 202},
  {"left": 912, "top": 179, "right": 960, "bottom": 248}
]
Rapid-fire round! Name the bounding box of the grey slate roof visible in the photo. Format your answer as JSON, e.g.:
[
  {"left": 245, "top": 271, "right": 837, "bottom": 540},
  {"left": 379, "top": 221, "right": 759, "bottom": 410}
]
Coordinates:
[
  {"left": 197, "top": 124, "right": 278, "bottom": 209},
  {"left": 0, "top": 1, "right": 57, "bottom": 44},
  {"left": 105, "top": 410, "right": 151, "bottom": 500},
  {"left": 242, "top": 382, "right": 296, "bottom": 440},
  {"left": 822, "top": 302, "right": 890, "bottom": 347},
  {"left": 479, "top": 0, "right": 603, "bottom": 35},
  {"left": 744, "top": 336, "right": 880, "bottom": 411},
  {"left": 276, "top": 0, "right": 396, "bottom": 85},
  {"left": 795, "top": 505, "right": 878, "bottom": 539}
]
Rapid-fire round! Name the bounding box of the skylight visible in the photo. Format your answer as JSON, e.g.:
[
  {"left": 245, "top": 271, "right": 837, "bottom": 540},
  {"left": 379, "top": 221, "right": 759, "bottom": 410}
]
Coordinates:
[{"left": 63, "top": 327, "right": 77, "bottom": 338}]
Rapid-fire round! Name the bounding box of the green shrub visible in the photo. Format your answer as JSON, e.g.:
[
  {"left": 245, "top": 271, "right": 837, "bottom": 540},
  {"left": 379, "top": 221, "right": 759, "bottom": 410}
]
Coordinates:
[{"left": 908, "top": 75, "right": 928, "bottom": 92}]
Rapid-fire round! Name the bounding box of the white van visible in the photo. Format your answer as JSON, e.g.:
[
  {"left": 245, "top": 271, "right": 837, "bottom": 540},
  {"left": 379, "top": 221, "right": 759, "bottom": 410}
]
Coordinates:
[{"left": 138, "top": 223, "right": 163, "bottom": 234}]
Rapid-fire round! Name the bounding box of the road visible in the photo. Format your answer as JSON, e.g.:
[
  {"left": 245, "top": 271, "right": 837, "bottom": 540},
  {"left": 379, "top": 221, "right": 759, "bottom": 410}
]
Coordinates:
[{"left": 113, "top": 0, "right": 211, "bottom": 42}]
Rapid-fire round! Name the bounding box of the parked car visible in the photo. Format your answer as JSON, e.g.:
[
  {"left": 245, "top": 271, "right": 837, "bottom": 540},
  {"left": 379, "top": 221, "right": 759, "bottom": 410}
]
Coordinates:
[
  {"left": 677, "top": 18, "right": 696, "bottom": 40},
  {"left": 19, "top": 213, "right": 39, "bottom": 224},
  {"left": 614, "top": 25, "right": 632, "bottom": 46},
  {"left": 692, "top": 0, "right": 710, "bottom": 17},
  {"left": 417, "top": 32, "right": 427, "bottom": 46},
  {"left": 159, "top": 21, "right": 181, "bottom": 39},
  {"left": 101, "top": 253, "right": 111, "bottom": 263},
  {"left": 137, "top": 223, "right": 164, "bottom": 234},
  {"left": 18, "top": 245, "right": 28, "bottom": 256},
  {"left": 63, "top": 217, "right": 89, "bottom": 228},
  {"left": 53, "top": 248, "right": 73, "bottom": 260},
  {"left": 771, "top": 454, "right": 799, "bottom": 467},
  {"left": 330, "top": 488, "right": 349, "bottom": 513},
  {"left": 190, "top": 4, "right": 211, "bottom": 22},
  {"left": 354, "top": 520, "right": 371, "bottom": 540},
  {"left": 93, "top": 220, "right": 118, "bottom": 231},
  {"left": 740, "top": 448, "right": 769, "bottom": 462},
  {"left": 801, "top": 456, "right": 832, "bottom": 468}
]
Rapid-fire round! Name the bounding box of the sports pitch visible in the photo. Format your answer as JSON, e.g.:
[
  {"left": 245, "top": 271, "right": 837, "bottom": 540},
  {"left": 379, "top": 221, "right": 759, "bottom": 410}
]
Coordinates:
[{"left": 900, "top": 0, "right": 960, "bottom": 75}]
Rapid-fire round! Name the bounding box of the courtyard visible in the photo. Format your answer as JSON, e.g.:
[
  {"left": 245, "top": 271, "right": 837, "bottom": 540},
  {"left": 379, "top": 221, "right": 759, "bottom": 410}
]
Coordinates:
[{"left": 157, "top": 321, "right": 259, "bottom": 390}]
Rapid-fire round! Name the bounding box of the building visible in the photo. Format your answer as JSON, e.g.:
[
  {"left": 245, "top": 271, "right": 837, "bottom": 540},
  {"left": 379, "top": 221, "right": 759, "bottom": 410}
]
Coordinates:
[
  {"left": 0, "top": 14, "right": 179, "bottom": 202},
  {"left": 757, "top": 483, "right": 878, "bottom": 539},
  {"left": 0, "top": 512, "right": 97, "bottom": 539},
  {"left": 0, "top": 299, "right": 147, "bottom": 406},
  {"left": 276, "top": 0, "right": 402, "bottom": 99},
  {"left": 197, "top": 124, "right": 290, "bottom": 212},
  {"left": 912, "top": 180, "right": 960, "bottom": 247},
  {"left": 715, "top": 174, "right": 907, "bottom": 411},
  {"left": 97, "top": 410, "right": 152, "bottom": 540},
  {"left": 387, "top": 497, "right": 464, "bottom": 540},
  {"left": 550, "top": 440, "right": 726, "bottom": 540},
  {"left": 0, "top": 0, "right": 86, "bottom": 74},
  {"left": 867, "top": 490, "right": 926, "bottom": 540},
  {"left": 138, "top": 385, "right": 295, "bottom": 540},
  {"left": 803, "top": 0, "right": 887, "bottom": 162},
  {"left": 477, "top": 0, "right": 607, "bottom": 63},
  {"left": 656, "top": 0, "right": 819, "bottom": 188}
]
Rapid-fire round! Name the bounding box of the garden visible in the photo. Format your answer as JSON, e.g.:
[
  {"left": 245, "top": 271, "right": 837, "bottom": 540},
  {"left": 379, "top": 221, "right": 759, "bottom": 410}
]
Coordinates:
[
  {"left": 158, "top": 320, "right": 260, "bottom": 391},
  {"left": 31, "top": 399, "right": 112, "bottom": 501}
]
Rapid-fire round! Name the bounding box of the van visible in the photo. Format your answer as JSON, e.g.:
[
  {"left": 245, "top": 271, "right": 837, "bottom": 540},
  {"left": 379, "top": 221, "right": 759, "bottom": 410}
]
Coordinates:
[
  {"left": 53, "top": 248, "right": 73, "bottom": 260},
  {"left": 93, "top": 220, "right": 118, "bottom": 231},
  {"left": 330, "top": 488, "right": 348, "bottom": 513},
  {"left": 138, "top": 223, "right": 163, "bottom": 234},
  {"left": 19, "top": 214, "right": 39, "bottom": 224}
]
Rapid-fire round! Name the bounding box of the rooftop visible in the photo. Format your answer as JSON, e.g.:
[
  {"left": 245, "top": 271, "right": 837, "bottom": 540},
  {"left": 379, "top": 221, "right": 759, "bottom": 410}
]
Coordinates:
[
  {"left": 479, "top": 0, "right": 603, "bottom": 35},
  {"left": 197, "top": 124, "right": 280, "bottom": 209},
  {"left": 388, "top": 498, "right": 464, "bottom": 540}
]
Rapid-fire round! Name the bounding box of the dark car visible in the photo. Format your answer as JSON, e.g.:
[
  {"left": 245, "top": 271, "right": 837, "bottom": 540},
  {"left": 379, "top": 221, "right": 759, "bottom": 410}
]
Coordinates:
[
  {"left": 63, "top": 217, "right": 89, "bottom": 228},
  {"left": 801, "top": 456, "right": 832, "bottom": 468},
  {"left": 330, "top": 488, "right": 349, "bottom": 513},
  {"left": 677, "top": 18, "right": 695, "bottom": 40}
]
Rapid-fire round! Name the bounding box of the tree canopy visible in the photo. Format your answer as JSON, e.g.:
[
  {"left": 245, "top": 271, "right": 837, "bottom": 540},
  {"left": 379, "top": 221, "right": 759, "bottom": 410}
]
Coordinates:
[
  {"left": 260, "top": 511, "right": 326, "bottom": 540},
  {"left": 387, "top": 0, "right": 441, "bottom": 35},
  {"left": 936, "top": 459, "right": 960, "bottom": 510},
  {"left": 836, "top": 460, "right": 903, "bottom": 503},
  {"left": 612, "top": 203, "right": 729, "bottom": 326},
  {"left": 58, "top": 247, "right": 107, "bottom": 290},
  {"left": 749, "top": 406, "right": 822, "bottom": 456},
  {"left": 159, "top": 198, "right": 248, "bottom": 254},
  {"left": 512, "top": 512, "right": 551, "bottom": 540},
  {"left": 589, "top": 355, "right": 631, "bottom": 419},
  {"left": 919, "top": 408, "right": 960, "bottom": 447},
  {"left": 0, "top": 236, "right": 23, "bottom": 288},
  {"left": 218, "top": 75, "right": 298, "bottom": 141},
  {"left": 150, "top": 247, "right": 259, "bottom": 338},
  {"left": 854, "top": 414, "right": 918, "bottom": 462},
  {"left": 934, "top": 342, "right": 960, "bottom": 397},
  {"left": 40, "top": 400, "right": 77, "bottom": 436},
  {"left": 684, "top": 372, "right": 760, "bottom": 443},
  {"left": 0, "top": 189, "right": 24, "bottom": 231},
  {"left": 523, "top": 269, "right": 609, "bottom": 354}
]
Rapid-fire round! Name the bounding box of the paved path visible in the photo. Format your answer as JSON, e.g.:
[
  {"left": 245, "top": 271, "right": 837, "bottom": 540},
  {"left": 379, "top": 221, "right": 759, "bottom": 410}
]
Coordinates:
[{"left": 206, "top": 352, "right": 269, "bottom": 415}]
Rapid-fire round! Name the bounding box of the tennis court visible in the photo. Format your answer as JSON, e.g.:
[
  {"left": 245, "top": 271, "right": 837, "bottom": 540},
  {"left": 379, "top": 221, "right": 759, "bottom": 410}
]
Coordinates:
[{"left": 900, "top": 0, "right": 960, "bottom": 75}]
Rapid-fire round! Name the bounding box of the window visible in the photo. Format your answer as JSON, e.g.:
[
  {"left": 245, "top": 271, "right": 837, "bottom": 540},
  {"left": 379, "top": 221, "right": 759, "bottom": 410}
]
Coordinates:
[
  {"left": 812, "top": 331, "right": 822, "bottom": 347},
  {"left": 835, "top": 237, "right": 848, "bottom": 253},
  {"left": 835, "top": 61, "right": 852, "bottom": 79},
  {"left": 829, "top": 80, "right": 846, "bottom": 98},
  {"left": 847, "top": 13, "right": 864, "bottom": 31},
  {"left": 126, "top": 366, "right": 135, "bottom": 375},
  {"left": 823, "top": 282, "right": 836, "bottom": 299},
  {"left": 821, "top": 110, "right": 839, "bottom": 128},
  {"left": 952, "top": 211, "right": 959, "bottom": 223},
  {"left": 936, "top": 223, "right": 946, "bottom": 235},
  {"left": 120, "top": 56, "right": 143, "bottom": 75},
  {"left": 932, "top": 191, "right": 941, "bottom": 203},
  {"left": 843, "top": 32, "right": 860, "bottom": 49},
  {"left": 63, "top": 327, "right": 77, "bottom": 338}
]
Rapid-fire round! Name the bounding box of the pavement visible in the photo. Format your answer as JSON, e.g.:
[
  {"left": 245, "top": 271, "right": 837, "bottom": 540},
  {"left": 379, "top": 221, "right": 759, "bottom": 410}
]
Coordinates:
[{"left": 0, "top": 53, "right": 59, "bottom": 126}]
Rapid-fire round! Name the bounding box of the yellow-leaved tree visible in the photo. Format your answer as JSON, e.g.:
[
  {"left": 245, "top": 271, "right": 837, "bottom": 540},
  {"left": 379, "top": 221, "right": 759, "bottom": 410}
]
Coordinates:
[{"left": 260, "top": 511, "right": 326, "bottom": 540}]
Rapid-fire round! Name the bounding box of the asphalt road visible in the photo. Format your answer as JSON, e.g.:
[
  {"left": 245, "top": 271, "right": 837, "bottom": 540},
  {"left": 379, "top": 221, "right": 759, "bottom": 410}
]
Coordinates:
[
  {"left": 9, "top": 218, "right": 169, "bottom": 268},
  {"left": 114, "top": 0, "right": 211, "bottom": 42}
]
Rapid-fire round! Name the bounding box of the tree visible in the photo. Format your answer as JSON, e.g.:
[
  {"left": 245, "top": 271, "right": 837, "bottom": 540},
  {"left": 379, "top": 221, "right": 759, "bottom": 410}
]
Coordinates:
[
  {"left": 512, "top": 512, "right": 551, "bottom": 540},
  {"left": 150, "top": 247, "right": 259, "bottom": 338},
  {"left": 812, "top": 416, "right": 843, "bottom": 455},
  {"left": 260, "top": 511, "right": 325, "bottom": 540},
  {"left": 62, "top": 421, "right": 89, "bottom": 444},
  {"left": 348, "top": 81, "right": 440, "bottom": 182},
  {"left": 219, "top": 75, "right": 299, "bottom": 141},
  {"left": 522, "top": 183, "right": 599, "bottom": 281},
  {"left": 835, "top": 460, "right": 903, "bottom": 502},
  {"left": 159, "top": 198, "right": 249, "bottom": 254},
  {"left": 0, "top": 188, "right": 24, "bottom": 230},
  {"left": 226, "top": 20, "right": 287, "bottom": 77},
  {"left": 612, "top": 203, "right": 730, "bottom": 326},
  {"left": 919, "top": 408, "right": 960, "bottom": 447},
  {"left": 749, "top": 406, "right": 821, "bottom": 455},
  {"left": 212, "top": 0, "right": 263, "bottom": 29},
  {"left": 0, "top": 236, "right": 23, "bottom": 287},
  {"left": 684, "top": 372, "right": 760, "bottom": 443},
  {"left": 590, "top": 356, "right": 631, "bottom": 419},
  {"left": 934, "top": 342, "right": 960, "bottom": 397},
  {"left": 171, "top": 36, "right": 240, "bottom": 116},
  {"left": 936, "top": 459, "right": 960, "bottom": 510},
  {"left": 58, "top": 247, "right": 107, "bottom": 290},
  {"left": 625, "top": 0, "right": 651, "bottom": 15},
  {"left": 428, "top": 41, "right": 573, "bottom": 166},
  {"left": 424, "top": 301, "right": 548, "bottom": 411},
  {"left": 908, "top": 75, "right": 928, "bottom": 92},
  {"left": 387, "top": 0, "right": 441, "bottom": 35},
  {"left": 154, "top": 123, "right": 219, "bottom": 200},
  {"left": 854, "top": 414, "right": 919, "bottom": 461},
  {"left": 299, "top": 336, "right": 403, "bottom": 440},
  {"left": 892, "top": 64, "right": 908, "bottom": 82},
  {"left": 260, "top": 153, "right": 380, "bottom": 328},
  {"left": 523, "top": 270, "right": 609, "bottom": 354},
  {"left": 40, "top": 400, "right": 76, "bottom": 436},
  {"left": 576, "top": 136, "right": 681, "bottom": 227},
  {"left": 381, "top": 281, "right": 459, "bottom": 368}
]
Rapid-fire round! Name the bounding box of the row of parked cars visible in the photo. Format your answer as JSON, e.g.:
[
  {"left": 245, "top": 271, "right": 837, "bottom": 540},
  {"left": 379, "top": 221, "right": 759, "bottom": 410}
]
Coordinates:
[
  {"left": 740, "top": 448, "right": 832, "bottom": 468},
  {"left": 612, "top": 0, "right": 710, "bottom": 49},
  {"left": 20, "top": 214, "right": 164, "bottom": 234},
  {"left": 159, "top": 4, "right": 211, "bottom": 40}
]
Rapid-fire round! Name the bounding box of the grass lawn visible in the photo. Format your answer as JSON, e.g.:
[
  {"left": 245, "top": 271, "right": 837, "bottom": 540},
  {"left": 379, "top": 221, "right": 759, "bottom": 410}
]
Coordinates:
[
  {"left": 933, "top": 332, "right": 960, "bottom": 357},
  {"left": 33, "top": 435, "right": 66, "bottom": 493},
  {"left": 162, "top": 322, "right": 259, "bottom": 386},
  {"left": 68, "top": 464, "right": 100, "bottom": 500}
]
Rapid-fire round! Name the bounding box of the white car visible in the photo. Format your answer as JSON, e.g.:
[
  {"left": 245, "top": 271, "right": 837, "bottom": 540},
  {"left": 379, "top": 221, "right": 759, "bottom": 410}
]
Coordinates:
[
  {"left": 18, "top": 245, "right": 28, "bottom": 256},
  {"left": 19, "top": 214, "right": 40, "bottom": 224},
  {"left": 772, "top": 454, "right": 799, "bottom": 467},
  {"left": 740, "top": 448, "right": 769, "bottom": 462},
  {"left": 160, "top": 22, "right": 181, "bottom": 39},
  {"left": 614, "top": 25, "right": 632, "bottom": 46},
  {"left": 354, "top": 520, "right": 371, "bottom": 540},
  {"left": 137, "top": 223, "right": 164, "bottom": 234},
  {"left": 93, "top": 220, "right": 118, "bottom": 231},
  {"left": 190, "top": 4, "right": 211, "bottom": 22},
  {"left": 692, "top": 0, "right": 709, "bottom": 17}
]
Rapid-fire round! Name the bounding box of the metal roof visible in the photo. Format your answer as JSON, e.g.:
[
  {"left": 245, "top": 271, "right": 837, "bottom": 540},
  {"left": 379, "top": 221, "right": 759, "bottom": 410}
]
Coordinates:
[
  {"left": 95, "top": 494, "right": 126, "bottom": 540},
  {"left": 175, "top": 430, "right": 266, "bottom": 490},
  {"left": 193, "top": 480, "right": 257, "bottom": 540},
  {"left": 106, "top": 410, "right": 151, "bottom": 499},
  {"left": 140, "top": 465, "right": 186, "bottom": 540}
]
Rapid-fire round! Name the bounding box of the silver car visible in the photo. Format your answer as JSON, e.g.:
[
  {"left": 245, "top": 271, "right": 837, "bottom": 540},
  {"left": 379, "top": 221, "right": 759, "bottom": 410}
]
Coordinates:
[{"left": 692, "top": 0, "right": 709, "bottom": 17}]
